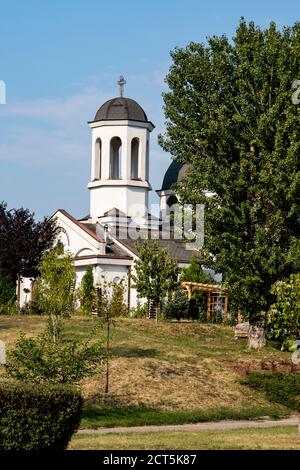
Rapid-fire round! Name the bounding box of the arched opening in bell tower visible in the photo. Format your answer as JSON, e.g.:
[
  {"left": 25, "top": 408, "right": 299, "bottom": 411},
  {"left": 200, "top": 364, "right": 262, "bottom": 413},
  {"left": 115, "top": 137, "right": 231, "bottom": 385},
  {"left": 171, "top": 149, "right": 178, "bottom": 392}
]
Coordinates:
[
  {"left": 131, "top": 138, "right": 139, "bottom": 179},
  {"left": 94, "top": 138, "right": 102, "bottom": 179},
  {"left": 110, "top": 137, "right": 122, "bottom": 179}
]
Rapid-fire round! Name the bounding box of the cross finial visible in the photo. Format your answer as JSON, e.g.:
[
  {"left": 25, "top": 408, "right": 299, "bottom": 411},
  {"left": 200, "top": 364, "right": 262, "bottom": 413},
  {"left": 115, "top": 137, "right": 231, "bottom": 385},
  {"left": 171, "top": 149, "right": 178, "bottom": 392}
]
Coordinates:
[{"left": 118, "top": 75, "right": 126, "bottom": 97}]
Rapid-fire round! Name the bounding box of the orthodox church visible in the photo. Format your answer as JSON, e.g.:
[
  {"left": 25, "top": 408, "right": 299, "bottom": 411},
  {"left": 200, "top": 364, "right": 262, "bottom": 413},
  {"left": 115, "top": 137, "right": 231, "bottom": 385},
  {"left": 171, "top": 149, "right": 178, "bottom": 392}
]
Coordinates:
[{"left": 22, "top": 79, "right": 196, "bottom": 309}]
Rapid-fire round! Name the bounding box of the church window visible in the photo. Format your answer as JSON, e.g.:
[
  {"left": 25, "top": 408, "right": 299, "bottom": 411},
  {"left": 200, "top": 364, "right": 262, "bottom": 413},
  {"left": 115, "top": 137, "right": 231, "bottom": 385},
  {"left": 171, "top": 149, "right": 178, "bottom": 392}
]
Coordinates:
[
  {"left": 146, "top": 139, "right": 149, "bottom": 180},
  {"left": 131, "top": 138, "right": 139, "bottom": 179},
  {"left": 167, "top": 195, "right": 178, "bottom": 207},
  {"left": 110, "top": 137, "right": 122, "bottom": 179},
  {"left": 95, "top": 138, "right": 102, "bottom": 179}
]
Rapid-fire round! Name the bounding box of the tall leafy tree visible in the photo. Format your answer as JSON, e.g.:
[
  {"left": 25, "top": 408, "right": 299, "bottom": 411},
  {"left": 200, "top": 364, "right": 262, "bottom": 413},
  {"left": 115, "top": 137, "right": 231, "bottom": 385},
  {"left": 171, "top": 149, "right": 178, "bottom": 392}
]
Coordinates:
[
  {"left": 159, "top": 19, "right": 300, "bottom": 334},
  {"left": 132, "top": 241, "right": 179, "bottom": 319},
  {"left": 180, "top": 256, "right": 213, "bottom": 283},
  {"left": 267, "top": 273, "right": 300, "bottom": 350},
  {"left": 0, "top": 202, "right": 57, "bottom": 307}
]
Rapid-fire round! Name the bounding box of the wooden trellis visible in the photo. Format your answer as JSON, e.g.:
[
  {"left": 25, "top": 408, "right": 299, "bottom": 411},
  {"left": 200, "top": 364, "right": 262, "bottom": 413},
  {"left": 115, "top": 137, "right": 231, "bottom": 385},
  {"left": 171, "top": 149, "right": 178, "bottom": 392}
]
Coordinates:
[{"left": 181, "top": 281, "right": 228, "bottom": 323}]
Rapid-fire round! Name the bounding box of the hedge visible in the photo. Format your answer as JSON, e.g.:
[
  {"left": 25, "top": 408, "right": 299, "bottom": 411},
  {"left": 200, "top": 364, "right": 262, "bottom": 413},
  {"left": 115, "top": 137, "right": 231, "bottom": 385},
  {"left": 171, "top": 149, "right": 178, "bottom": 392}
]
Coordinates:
[
  {"left": 243, "top": 371, "right": 300, "bottom": 411},
  {"left": 0, "top": 381, "right": 83, "bottom": 450}
]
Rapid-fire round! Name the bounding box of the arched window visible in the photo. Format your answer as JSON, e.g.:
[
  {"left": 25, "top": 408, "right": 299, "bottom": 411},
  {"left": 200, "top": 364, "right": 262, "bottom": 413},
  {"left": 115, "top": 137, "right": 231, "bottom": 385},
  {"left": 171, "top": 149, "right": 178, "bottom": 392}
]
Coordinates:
[
  {"left": 94, "top": 138, "right": 102, "bottom": 179},
  {"left": 167, "top": 195, "right": 178, "bottom": 207},
  {"left": 131, "top": 138, "right": 139, "bottom": 179},
  {"left": 146, "top": 140, "right": 150, "bottom": 181},
  {"left": 167, "top": 195, "right": 179, "bottom": 226},
  {"left": 110, "top": 137, "right": 122, "bottom": 179}
]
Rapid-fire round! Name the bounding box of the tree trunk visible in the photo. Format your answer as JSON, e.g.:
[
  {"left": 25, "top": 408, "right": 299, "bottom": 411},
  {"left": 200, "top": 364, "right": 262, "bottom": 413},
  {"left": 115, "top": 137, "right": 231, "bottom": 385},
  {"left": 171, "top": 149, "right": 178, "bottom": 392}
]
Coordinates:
[
  {"left": 104, "top": 312, "right": 110, "bottom": 394},
  {"left": 50, "top": 314, "right": 59, "bottom": 343},
  {"left": 248, "top": 324, "right": 266, "bottom": 349},
  {"left": 155, "top": 300, "right": 161, "bottom": 323}
]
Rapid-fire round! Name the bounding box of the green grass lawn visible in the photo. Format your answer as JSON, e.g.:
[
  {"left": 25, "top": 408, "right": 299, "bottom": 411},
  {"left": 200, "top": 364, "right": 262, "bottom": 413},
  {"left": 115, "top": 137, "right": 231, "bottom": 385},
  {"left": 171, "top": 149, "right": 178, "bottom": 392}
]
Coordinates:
[
  {"left": 81, "top": 404, "right": 288, "bottom": 429},
  {"left": 0, "top": 315, "right": 293, "bottom": 428},
  {"left": 69, "top": 426, "right": 300, "bottom": 450}
]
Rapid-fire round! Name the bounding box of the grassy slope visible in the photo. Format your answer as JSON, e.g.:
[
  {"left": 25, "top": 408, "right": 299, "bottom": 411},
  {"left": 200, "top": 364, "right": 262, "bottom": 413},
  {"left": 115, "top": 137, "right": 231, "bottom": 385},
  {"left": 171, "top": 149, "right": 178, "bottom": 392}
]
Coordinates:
[
  {"left": 69, "top": 426, "right": 300, "bottom": 450},
  {"left": 0, "top": 316, "right": 292, "bottom": 428}
]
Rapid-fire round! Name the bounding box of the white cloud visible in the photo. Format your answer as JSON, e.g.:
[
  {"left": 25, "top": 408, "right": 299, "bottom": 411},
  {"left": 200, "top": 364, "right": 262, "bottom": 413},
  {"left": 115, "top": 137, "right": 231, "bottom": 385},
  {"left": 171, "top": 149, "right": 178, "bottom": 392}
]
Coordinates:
[
  {"left": 0, "top": 86, "right": 109, "bottom": 121},
  {"left": 0, "top": 86, "right": 110, "bottom": 165}
]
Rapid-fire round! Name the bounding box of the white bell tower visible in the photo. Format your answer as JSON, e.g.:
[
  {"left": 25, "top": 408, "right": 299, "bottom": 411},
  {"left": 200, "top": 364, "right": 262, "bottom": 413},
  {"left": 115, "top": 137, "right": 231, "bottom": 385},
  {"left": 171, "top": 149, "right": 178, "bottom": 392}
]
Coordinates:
[{"left": 87, "top": 77, "right": 154, "bottom": 223}]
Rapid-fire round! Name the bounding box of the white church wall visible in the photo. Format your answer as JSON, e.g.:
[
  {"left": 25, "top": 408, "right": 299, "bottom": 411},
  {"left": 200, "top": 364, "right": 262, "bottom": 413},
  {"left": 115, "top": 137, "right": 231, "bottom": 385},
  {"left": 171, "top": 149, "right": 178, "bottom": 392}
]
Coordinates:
[
  {"left": 74, "top": 259, "right": 134, "bottom": 307},
  {"left": 89, "top": 184, "right": 149, "bottom": 221},
  {"left": 54, "top": 211, "right": 104, "bottom": 257},
  {"left": 88, "top": 120, "right": 152, "bottom": 220},
  {"left": 19, "top": 277, "right": 34, "bottom": 307}
]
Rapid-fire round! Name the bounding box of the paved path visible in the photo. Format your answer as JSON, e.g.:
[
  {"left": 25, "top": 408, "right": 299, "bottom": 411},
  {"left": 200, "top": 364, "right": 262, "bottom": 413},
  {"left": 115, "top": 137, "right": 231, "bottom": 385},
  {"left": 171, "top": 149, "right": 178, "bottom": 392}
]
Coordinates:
[{"left": 78, "top": 415, "right": 299, "bottom": 435}]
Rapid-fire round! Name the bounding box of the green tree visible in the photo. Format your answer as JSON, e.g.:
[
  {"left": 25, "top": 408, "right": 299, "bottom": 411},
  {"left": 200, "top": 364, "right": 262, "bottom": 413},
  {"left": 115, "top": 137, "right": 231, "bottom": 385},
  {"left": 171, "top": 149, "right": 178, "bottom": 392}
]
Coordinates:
[
  {"left": 0, "top": 202, "right": 57, "bottom": 309},
  {"left": 35, "top": 245, "right": 76, "bottom": 342},
  {"left": 267, "top": 273, "right": 300, "bottom": 350},
  {"left": 159, "top": 19, "right": 300, "bottom": 342},
  {"left": 180, "top": 256, "right": 213, "bottom": 283},
  {"left": 95, "top": 279, "right": 127, "bottom": 394},
  {"left": 132, "top": 241, "right": 179, "bottom": 320},
  {"left": 163, "top": 288, "right": 190, "bottom": 320},
  {"left": 81, "top": 265, "right": 95, "bottom": 314},
  {"left": 0, "top": 274, "right": 16, "bottom": 305},
  {"left": 5, "top": 329, "right": 104, "bottom": 385}
]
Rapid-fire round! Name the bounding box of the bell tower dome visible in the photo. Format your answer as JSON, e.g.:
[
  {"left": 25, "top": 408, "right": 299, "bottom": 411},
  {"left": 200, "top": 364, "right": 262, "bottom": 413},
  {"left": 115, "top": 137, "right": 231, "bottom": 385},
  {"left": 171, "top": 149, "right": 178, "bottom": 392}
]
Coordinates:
[{"left": 87, "top": 77, "right": 154, "bottom": 222}]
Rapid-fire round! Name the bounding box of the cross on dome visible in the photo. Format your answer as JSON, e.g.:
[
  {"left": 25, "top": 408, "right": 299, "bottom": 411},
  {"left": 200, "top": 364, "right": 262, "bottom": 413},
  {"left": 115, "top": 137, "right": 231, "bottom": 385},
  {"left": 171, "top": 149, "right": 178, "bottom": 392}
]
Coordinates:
[{"left": 118, "top": 75, "right": 126, "bottom": 97}]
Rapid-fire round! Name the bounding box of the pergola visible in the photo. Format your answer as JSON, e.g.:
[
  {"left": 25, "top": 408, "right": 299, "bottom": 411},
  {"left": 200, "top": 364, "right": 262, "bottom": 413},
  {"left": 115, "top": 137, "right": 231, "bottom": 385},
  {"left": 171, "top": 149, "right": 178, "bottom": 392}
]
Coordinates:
[{"left": 181, "top": 281, "right": 228, "bottom": 323}]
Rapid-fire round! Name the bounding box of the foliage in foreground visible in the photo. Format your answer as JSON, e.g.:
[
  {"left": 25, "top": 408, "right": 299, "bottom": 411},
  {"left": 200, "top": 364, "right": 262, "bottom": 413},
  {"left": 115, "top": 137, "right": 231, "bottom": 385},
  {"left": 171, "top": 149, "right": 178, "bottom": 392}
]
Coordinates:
[
  {"left": 0, "top": 381, "right": 82, "bottom": 450},
  {"left": 267, "top": 273, "right": 300, "bottom": 350},
  {"left": 159, "top": 19, "right": 300, "bottom": 323},
  {"left": 5, "top": 330, "right": 104, "bottom": 384},
  {"left": 244, "top": 371, "right": 300, "bottom": 411}
]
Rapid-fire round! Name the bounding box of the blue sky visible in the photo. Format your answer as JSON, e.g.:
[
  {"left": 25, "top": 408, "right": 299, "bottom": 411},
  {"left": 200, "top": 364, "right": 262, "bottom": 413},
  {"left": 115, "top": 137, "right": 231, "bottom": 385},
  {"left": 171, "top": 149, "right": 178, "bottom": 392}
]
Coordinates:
[{"left": 0, "top": 0, "right": 299, "bottom": 219}]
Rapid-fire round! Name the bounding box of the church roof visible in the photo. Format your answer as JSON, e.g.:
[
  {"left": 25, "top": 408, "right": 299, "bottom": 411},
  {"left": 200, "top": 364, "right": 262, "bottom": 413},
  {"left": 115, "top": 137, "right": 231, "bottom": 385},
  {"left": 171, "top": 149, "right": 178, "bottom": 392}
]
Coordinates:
[
  {"left": 94, "top": 97, "right": 148, "bottom": 122},
  {"left": 111, "top": 227, "right": 197, "bottom": 263},
  {"left": 160, "top": 161, "right": 189, "bottom": 191}
]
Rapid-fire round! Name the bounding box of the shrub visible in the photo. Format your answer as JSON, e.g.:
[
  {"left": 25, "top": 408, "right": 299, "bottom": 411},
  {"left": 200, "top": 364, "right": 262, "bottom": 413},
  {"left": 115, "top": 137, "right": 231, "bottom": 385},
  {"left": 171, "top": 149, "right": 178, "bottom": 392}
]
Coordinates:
[
  {"left": 188, "top": 291, "right": 208, "bottom": 321},
  {"left": 0, "top": 381, "right": 82, "bottom": 450},
  {"left": 5, "top": 331, "right": 104, "bottom": 385},
  {"left": 267, "top": 273, "right": 300, "bottom": 350},
  {"left": 130, "top": 302, "right": 147, "bottom": 318},
  {"left": 0, "top": 298, "right": 18, "bottom": 315},
  {"left": 163, "top": 289, "right": 190, "bottom": 320},
  {"left": 19, "top": 300, "right": 43, "bottom": 315},
  {"left": 244, "top": 371, "right": 300, "bottom": 410},
  {"left": 80, "top": 265, "right": 95, "bottom": 314}
]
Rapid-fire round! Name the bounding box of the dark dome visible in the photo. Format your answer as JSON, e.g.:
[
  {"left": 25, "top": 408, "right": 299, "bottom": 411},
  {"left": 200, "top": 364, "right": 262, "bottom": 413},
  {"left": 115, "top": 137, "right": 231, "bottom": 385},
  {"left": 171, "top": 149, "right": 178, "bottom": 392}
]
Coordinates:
[
  {"left": 161, "top": 161, "right": 189, "bottom": 191},
  {"left": 94, "top": 97, "right": 148, "bottom": 122}
]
